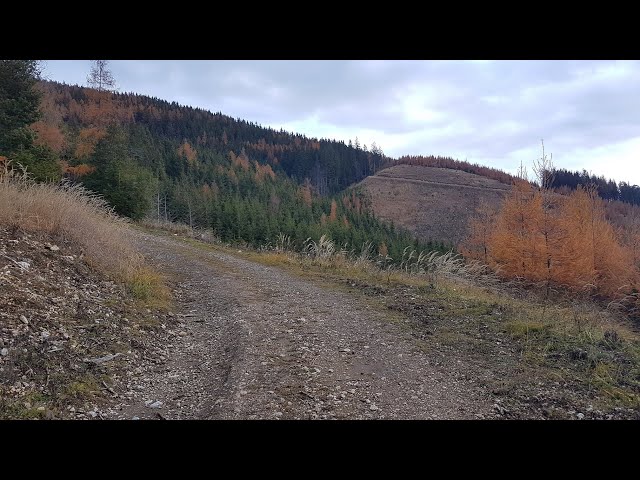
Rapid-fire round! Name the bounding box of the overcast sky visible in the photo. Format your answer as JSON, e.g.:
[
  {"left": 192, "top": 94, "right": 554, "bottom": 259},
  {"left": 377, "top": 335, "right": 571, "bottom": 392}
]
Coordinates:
[{"left": 42, "top": 60, "right": 640, "bottom": 186}]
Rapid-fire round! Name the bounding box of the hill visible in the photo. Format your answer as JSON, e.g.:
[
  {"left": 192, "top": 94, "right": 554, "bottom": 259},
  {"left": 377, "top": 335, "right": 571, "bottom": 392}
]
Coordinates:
[
  {"left": 358, "top": 164, "right": 510, "bottom": 246},
  {"left": 10, "top": 78, "right": 439, "bottom": 260}
]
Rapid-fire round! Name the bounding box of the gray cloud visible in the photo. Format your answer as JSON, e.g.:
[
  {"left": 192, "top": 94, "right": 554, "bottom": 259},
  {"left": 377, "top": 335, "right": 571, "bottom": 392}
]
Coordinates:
[{"left": 43, "top": 60, "right": 640, "bottom": 184}]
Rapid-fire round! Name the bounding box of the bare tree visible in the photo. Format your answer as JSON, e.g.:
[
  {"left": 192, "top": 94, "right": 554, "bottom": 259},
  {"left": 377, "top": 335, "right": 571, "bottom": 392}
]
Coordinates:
[{"left": 87, "top": 60, "right": 116, "bottom": 92}]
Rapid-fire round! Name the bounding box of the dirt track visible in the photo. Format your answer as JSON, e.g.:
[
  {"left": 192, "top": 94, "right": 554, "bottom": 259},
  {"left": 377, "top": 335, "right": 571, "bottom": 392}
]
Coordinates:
[{"left": 107, "top": 231, "right": 496, "bottom": 420}]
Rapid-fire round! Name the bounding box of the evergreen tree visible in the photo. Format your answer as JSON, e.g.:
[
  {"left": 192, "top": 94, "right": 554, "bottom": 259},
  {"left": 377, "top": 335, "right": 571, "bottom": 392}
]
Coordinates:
[{"left": 0, "top": 60, "right": 60, "bottom": 181}]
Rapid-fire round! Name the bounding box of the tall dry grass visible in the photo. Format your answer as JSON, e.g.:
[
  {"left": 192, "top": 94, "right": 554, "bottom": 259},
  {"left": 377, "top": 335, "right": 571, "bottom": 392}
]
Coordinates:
[{"left": 0, "top": 165, "right": 166, "bottom": 303}]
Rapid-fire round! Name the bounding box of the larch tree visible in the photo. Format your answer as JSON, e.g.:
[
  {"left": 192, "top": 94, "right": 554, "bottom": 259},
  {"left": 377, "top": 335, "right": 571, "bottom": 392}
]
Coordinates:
[
  {"left": 460, "top": 199, "right": 497, "bottom": 266},
  {"left": 560, "top": 185, "right": 633, "bottom": 297},
  {"left": 489, "top": 166, "right": 541, "bottom": 279},
  {"left": 532, "top": 139, "right": 559, "bottom": 295}
]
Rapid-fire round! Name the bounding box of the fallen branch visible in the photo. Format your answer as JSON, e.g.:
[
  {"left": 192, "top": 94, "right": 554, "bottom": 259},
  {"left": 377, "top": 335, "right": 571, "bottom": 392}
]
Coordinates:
[{"left": 101, "top": 380, "right": 116, "bottom": 396}]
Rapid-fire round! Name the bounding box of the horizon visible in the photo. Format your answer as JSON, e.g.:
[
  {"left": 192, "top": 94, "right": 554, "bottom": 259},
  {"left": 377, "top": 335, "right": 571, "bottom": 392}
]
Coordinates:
[{"left": 42, "top": 60, "right": 640, "bottom": 186}]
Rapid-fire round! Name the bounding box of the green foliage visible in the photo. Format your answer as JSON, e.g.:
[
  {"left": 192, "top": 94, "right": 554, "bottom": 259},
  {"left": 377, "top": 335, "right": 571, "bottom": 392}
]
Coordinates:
[
  {"left": 0, "top": 60, "right": 61, "bottom": 182},
  {"left": 38, "top": 81, "right": 446, "bottom": 261},
  {"left": 11, "top": 145, "right": 61, "bottom": 182},
  {"left": 0, "top": 60, "right": 41, "bottom": 153},
  {"left": 84, "top": 126, "right": 157, "bottom": 220}
]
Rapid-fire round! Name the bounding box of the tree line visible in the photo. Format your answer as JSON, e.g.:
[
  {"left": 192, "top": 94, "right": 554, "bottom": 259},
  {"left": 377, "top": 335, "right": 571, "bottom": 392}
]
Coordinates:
[
  {"left": 550, "top": 168, "right": 640, "bottom": 206},
  {"left": 1, "top": 60, "right": 447, "bottom": 264}
]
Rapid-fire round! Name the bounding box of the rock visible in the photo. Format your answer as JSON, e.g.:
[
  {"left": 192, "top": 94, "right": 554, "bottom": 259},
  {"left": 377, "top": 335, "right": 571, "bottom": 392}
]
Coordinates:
[
  {"left": 16, "top": 261, "right": 30, "bottom": 271},
  {"left": 132, "top": 416, "right": 140, "bottom": 420},
  {"left": 19, "top": 315, "right": 28, "bottom": 325},
  {"left": 45, "top": 244, "right": 60, "bottom": 251},
  {"left": 370, "top": 405, "right": 379, "bottom": 411},
  {"left": 178, "top": 331, "right": 188, "bottom": 336},
  {"left": 340, "top": 348, "right": 351, "bottom": 353},
  {"left": 274, "top": 411, "right": 283, "bottom": 417},
  {"left": 147, "top": 401, "right": 163, "bottom": 409},
  {"left": 576, "top": 412, "right": 585, "bottom": 420},
  {"left": 0, "top": 348, "right": 8, "bottom": 356}
]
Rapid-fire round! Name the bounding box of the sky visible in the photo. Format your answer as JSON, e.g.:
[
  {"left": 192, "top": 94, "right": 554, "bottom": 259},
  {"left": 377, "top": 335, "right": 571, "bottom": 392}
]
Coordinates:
[{"left": 42, "top": 60, "right": 640, "bottom": 186}]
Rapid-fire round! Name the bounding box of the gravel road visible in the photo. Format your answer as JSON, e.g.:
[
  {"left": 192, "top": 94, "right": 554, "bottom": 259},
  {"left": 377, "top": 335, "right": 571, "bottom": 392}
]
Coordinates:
[{"left": 107, "top": 231, "right": 495, "bottom": 420}]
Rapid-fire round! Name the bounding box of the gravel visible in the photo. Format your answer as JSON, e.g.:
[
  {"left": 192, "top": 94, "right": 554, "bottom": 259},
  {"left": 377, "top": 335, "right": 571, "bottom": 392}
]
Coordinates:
[{"left": 105, "top": 231, "right": 496, "bottom": 420}]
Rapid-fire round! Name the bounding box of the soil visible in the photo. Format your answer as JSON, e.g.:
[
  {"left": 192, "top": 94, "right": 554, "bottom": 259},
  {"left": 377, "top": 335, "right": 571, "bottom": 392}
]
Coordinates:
[
  {"left": 105, "top": 230, "right": 498, "bottom": 420},
  {"left": 358, "top": 164, "right": 508, "bottom": 246}
]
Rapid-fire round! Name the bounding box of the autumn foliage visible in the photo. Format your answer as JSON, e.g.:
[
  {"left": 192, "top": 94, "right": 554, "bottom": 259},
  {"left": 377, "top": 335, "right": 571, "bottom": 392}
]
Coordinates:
[
  {"left": 397, "top": 155, "right": 519, "bottom": 185},
  {"left": 177, "top": 140, "right": 197, "bottom": 165},
  {"left": 462, "top": 182, "right": 638, "bottom": 304}
]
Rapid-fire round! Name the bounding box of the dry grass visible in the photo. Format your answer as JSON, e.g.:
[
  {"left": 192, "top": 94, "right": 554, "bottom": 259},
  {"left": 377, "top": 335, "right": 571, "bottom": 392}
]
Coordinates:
[
  {"left": 0, "top": 167, "right": 166, "bottom": 303},
  {"left": 248, "top": 231, "right": 640, "bottom": 407}
]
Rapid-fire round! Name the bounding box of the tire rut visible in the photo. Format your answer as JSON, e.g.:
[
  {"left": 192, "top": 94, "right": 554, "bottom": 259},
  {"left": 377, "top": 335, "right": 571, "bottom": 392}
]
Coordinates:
[{"left": 108, "top": 231, "right": 496, "bottom": 420}]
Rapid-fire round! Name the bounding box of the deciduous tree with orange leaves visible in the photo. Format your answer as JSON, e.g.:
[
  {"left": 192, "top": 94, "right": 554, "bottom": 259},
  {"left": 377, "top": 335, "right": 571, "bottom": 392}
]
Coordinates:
[{"left": 462, "top": 152, "right": 636, "bottom": 305}]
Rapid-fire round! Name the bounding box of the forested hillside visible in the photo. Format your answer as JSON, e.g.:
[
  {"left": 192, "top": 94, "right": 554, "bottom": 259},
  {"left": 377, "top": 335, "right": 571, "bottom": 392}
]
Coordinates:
[
  {"left": 1, "top": 68, "right": 440, "bottom": 261},
  {"left": 34, "top": 80, "right": 387, "bottom": 194}
]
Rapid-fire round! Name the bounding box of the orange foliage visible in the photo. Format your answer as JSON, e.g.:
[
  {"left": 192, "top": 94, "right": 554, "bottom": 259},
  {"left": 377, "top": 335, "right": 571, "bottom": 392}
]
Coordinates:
[
  {"left": 342, "top": 215, "right": 349, "bottom": 228},
  {"left": 80, "top": 90, "right": 119, "bottom": 126},
  {"left": 463, "top": 183, "right": 635, "bottom": 301},
  {"left": 341, "top": 190, "right": 362, "bottom": 214},
  {"left": 74, "top": 127, "right": 106, "bottom": 158},
  {"left": 64, "top": 163, "right": 96, "bottom": 179},
  {"left": 31, "top": 121, "right": 65, "bottom": 153},
  {"left": 177, "top": 140, "right": 197, "bottom": 165},
  {"left": 230, "top": 149, "right": 250, "bottom": 172},
  {"left": 398, "top": 155, "right": 519, "bottom": 185},
  {"left": 254, "top": 161, "right": 276, "bottom": 183},
  {"left": 299, "top": 181, "right": 313, "bottom": 207}
]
